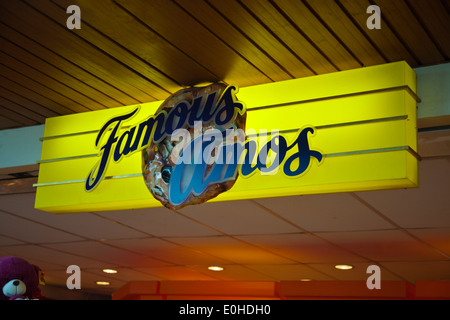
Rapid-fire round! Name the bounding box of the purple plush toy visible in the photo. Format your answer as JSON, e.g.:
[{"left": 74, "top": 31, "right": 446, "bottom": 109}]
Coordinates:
[{"left": 0, "top": 256, "right": 44, "bottom": 300}]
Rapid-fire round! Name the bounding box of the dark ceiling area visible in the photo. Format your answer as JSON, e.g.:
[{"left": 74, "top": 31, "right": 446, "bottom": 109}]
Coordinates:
[{"left": 0, "top": 0, "right": 449, "bottom": 130}]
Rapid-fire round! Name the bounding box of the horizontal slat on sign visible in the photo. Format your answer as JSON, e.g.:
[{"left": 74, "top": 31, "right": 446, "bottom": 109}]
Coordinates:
[
  {"left": 225, "top": 151, "right": 416, "bottom": 200},
  {"left": 37, "top": 154, "right": 142, "bottom": 184},
  {"left": 39, "top": 89, "right": 416, "bottom": 162},
  {"left": 35, "top": 176, "right": 160, "bottom": 213},
  {"left": 246, "top": 91, "right": 417, "bottom": 131},
  {"left": 38, "top": 118, "right": 410, "bottom": 182},
  {"left": 40, "top": 61, "right": 416, "bottom": 137},
  {"left": 35, "top": 150, "right": 417, "bottom": 213},
  {"left": 39, "top": 134, "right": 99, "bottom": 160},
  {"left": 41, "top": 103, "right": 160, "bottom": 137},
  {"left": 238, "top": 61, "right": 417, "bottom": 109}
]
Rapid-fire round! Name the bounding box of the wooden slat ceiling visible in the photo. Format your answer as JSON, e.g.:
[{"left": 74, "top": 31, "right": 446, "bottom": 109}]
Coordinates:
[{"left": 0, "top": 0, "right": 449, "bottom": 130}]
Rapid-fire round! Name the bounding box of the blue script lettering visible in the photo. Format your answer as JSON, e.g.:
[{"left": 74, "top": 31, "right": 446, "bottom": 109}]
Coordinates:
[
  {"left": 86, "top": 85, "right": 245, "bottom": 191},
  {"left": 169, "top": 135, "right": 241, "bottom": 206},
  {"left": 167, "top": 128, "right": 322, "bottom": 206},
  {"left": 86, "top": 108, "right": 138, "bottom": 192}
]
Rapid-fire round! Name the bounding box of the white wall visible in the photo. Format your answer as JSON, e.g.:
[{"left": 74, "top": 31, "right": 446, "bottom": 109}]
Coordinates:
[{"left": 0, "top": 124, "right": 44, "bottom": 172}]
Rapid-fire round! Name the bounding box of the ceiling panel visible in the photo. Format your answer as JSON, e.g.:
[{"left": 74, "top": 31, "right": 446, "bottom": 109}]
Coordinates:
[
  {"left": 95, "top": 208, "right": 221, "bottom": 237},
  {"left": 0, "top": 244, "right": 104, "bottom": 270},
  {"left": 178, "top": 200, "right": 300, "bottom": 235},
  {"left": 0, "top": 194, "right": 149, "bottom": 240},
  {"left": 254, "top": 193, "right": 395, "bottom": 232},
  {"left": 0, "top": 210, "right": 82, "bottom": 244},
  {"left": 318, "top": 230, "right": 448, "bottom": 261},
  {"left": 104, "top": 237, "right": 232, "bottom": 266},
  {"left": 43, "top": 241, "right": 171, "bottom": 267},
  {"left": 168, "top": 236, "right": 295, "bottom": 265},
  {"left": 236, "top": 233, "right": 366, "bottom": 263},
  {"left": 0, "top": 235, "right": 25, "bottom": 247},
  {"left": 356, "top": 158, "right": 450, "bottom": 228}
]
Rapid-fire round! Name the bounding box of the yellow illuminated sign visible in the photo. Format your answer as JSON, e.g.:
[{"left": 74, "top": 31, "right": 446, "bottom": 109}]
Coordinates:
[{"left": 35, "top": 61, "right": 419, "bottom": 213}]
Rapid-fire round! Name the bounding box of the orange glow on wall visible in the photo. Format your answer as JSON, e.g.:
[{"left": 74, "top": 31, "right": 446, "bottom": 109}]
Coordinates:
[{"left": 112, "top": 280, "right": 450, "bottom": 300}]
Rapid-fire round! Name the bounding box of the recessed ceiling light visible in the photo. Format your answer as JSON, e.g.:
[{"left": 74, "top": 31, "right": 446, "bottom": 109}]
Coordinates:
[
  {"left": 102, "top": 268, "right": 118, "bottom": 274},
  {"left": 208, "top": 266, "right": 224, "bottom": 271},
  {"left": 299, "top": 278, "right": 312, "bottom": 281},
  {"left": 334, "top": 264, "right": 354, "bottom": 270},
  {"left": 95, "top": 281, "right": 110, "bottom": 286}
]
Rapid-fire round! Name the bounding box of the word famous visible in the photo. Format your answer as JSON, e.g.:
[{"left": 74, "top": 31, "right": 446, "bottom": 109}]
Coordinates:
[{"left": 85, "top": 85, "right": 322, "bottom": 198}]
